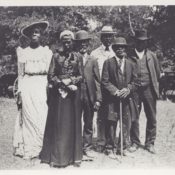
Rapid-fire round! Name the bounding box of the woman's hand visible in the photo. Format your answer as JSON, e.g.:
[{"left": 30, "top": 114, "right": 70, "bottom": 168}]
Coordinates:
[
  {"left": 68, "top": 85, "right": 78, "bottom": 91},
  {"left": 62, "top": 78, "right": 72, "bottom": 86},
  {"left": 17, "top": 92, "right": 22, "bottom": 110},
  {"left": 94, "top": 101, "right": 101, "bottom": 111},
  {"left": 58, "top": 88, "right": 68, "bottom": 98},
  {"left": 19, "top": 108, "right": 23, "bottom": 126}
]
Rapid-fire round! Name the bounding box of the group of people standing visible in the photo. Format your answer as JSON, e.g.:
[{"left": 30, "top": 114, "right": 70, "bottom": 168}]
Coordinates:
[{"left": 13, "top": 20, "right": 160, "bottom": 168}]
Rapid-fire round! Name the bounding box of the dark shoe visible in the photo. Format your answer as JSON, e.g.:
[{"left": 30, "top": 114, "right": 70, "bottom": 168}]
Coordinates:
[
  {"left": 83, "top": 150, "right": 96, "bottom": 161},
  {"left": 82, "top": 155, "right": 93, "bottom": 161},
  {"left": 105, "top": 144, "right": 114, "bottom": 150},
  {"left": 83, "top": 150, "right": 97, "bottom": 158},
  {"left": 73, "top": 162, "right": 81, "bottom": 167},
  {"left": 107, "top": 150, "right": 118, "bottom": 159},
  {"left": 128, "top": 143, "right": 139, "bottom": 153},
  {"left": 50, "top": 162, "right": 57, "bottom": 168},
  {"left": 50, "top": 162, "right": 54, "bottom": 168},
  {"left": 116, "top": 149, "right": 130, "bottom": 156},
  {"left": 145, "top": 144, "right": 156, "bottom": 154},
  {"left": 50, "top": 162, "right": 67, "bottom": 168},
  {"left": 95, "top": 145, "right": 105, "bottom": 153}
]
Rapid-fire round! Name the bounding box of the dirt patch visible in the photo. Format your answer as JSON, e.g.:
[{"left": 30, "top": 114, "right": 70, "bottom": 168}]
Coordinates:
[{"left": 0, "top": 98, "right": 175, "bottom": 169}]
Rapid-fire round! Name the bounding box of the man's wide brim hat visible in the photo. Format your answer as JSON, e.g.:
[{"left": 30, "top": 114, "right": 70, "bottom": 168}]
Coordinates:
[
  {"left": 133, "top": 29, "right": 151, "bottom": 40},
  {"left": 99, "top": 26, "right": 116, "bottom": 34},
  {"left": 112, "top": 37, "right": 128, "bottom": 48},
  {"left": 74, "top": 30, "right": 91, "bottom": 41},
  {"left": 21, "top": 21, "right": 49, "bottom": 38}
]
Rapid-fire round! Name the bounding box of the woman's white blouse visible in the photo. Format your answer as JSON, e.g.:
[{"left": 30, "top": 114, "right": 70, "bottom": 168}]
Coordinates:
[
  {"left": 16, "top": 46, "right": 53, "bottom": 92},
  {"left": 17, "top": 46, "right": 52, "bottom": 74}
]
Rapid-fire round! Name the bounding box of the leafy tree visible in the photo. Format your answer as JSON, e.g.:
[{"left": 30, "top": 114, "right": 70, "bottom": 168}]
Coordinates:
[
  {"left": 1, "top": 6, "right": 175, "bottom": 73},
  {"left": 152, "top": 6, "right": 175, "bottom": 71}
]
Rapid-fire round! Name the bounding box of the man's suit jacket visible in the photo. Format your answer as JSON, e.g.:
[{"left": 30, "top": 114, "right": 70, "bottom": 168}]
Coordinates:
[
  {"left": 128, "top": 49, "right": 160, "bottom": 98},
  {"left": 81, "top": 54, "right": 102, "bottom": 105},
  {"left": 102, "top": 56, "right": 137, "bottom": 96},
  {"left": 101, "top": 56, "right": 138, "bottom": 121}
]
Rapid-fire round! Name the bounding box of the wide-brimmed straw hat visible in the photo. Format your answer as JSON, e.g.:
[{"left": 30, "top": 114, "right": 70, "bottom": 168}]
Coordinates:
[
  {"left": 21, "top": 21, "right": 49, "bottom": 38},
  {"left": 74, "top": 30, "right": 91, "bottom": 41},
  {"left": 134, "top": 29, "right": 151, "bottom": 40},
  {"left": 99, "top": 26, "right": 116, "bottom": 34},
  {"left": 112, "top": 37, "right": 128, "bottom": 49}
]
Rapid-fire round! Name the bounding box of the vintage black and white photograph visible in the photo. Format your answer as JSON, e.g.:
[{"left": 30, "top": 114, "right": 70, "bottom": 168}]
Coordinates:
[{"left": 0, "top": 0, "right": 175, "bottom": 172}]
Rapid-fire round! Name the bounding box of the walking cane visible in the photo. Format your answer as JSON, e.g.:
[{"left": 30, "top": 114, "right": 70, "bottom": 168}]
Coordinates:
[{"left": 119, "top": 99, "right": 123, "bottom": 157}]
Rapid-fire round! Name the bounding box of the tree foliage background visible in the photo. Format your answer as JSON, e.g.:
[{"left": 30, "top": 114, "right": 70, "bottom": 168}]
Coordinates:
[{"left": 0, "top": 5, "right": 175, "bottom": 77}]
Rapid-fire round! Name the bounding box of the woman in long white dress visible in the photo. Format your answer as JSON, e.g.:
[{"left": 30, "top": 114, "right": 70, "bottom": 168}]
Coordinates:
[{"left": 13, "top": 21, "right": 52, "bottom": 159}]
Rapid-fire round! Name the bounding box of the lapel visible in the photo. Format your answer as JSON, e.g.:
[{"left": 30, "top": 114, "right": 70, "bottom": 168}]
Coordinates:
[
  {"left": 77, "top": 53, "right": 84, "bottom": 77},
  {"left": 145, "top": 49, "right": 152, "bottom": 69},
  {"left": 110, "top": 57, "right": 119, "bottom": 81},
  {"left": 131, "top": 49, "right": 139, "bottom": 60},
  {"left": 123, "top": 58, "right": 128, "bottom": 80},
  {"left": 58, "top": 51, "right": 68, "bottom": 63},
  {"left": 84, "top": 54, "right": 91, "bottom": 68},
  {"left": 111, "top": 57, "right": 129, "bottom": 88}
]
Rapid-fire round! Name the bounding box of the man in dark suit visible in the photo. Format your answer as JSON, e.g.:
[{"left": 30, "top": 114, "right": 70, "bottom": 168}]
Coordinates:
[
  {"left": 128, "top": 30, "right": 160, "bottom": 154},
  {"left": 74, "top": 30, "right": 102, "bottom": 158},
  {"left": 101, "top": 37, "right": 138, "bottom": 156}
]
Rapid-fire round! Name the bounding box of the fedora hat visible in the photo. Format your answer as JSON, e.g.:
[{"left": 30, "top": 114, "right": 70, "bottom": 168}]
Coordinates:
[
  {"left": 134, "top": 29, "right": 150, "bottom": 40},
  {"left": 112, "top": 37, "right": 128, "bottom": 48},
  {"left": 21, "top": 21, "right": 49, "bottom": 38},
  {"left": 99, "top": 26, "right": 116, "bottom": 34},
  {"left": 74, "top": 30, "right": 91, "bottom": 41}
]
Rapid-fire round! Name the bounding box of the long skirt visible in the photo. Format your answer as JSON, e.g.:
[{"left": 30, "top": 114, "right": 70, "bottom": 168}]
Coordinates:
[
  {"left": 13, "top": 75, "right": 48, "bottom": 159},
  {"left": 40, "top": 88, "right": 82, "bottom": 167}
]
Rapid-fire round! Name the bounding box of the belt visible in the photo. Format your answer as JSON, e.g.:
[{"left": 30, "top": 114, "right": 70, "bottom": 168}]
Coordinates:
[{"left": 25, "top": 73, "right": 47, "bottom": 76}]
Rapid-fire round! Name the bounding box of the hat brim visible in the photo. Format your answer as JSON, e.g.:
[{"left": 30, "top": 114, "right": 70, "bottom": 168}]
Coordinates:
[
  {"left": 133, "top": 36, "right": 151, "bottom": 40},
  {"left": 21, "top": 21, "right": 49, "bottom": 38},
  {"left": 73, "top": 37, "right": 91, "bottom": 41},
  {"left": 99, "top": 31, "right": 116, "bottom": 34},
  {"left": 112, "top": 44, "right": 128, "bottom": 47}
]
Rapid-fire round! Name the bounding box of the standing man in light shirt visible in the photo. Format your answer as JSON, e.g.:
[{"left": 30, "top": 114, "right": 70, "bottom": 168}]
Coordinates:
[
  {"left": 128, "top": 30, "right": 160, "bottom": 154},
  {"left": 91, "top": 26, "right": 116, "bottom": 152}
]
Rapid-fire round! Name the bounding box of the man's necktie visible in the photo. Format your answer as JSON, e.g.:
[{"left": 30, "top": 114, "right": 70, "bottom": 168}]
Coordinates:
[
  {"left": 118, "top": 59, "right": 124, "bottom": 88},
  {"left": 118, "top": 59, "right": 123, "bottom": 73},
  {"left": 105, "top": 46, "right": 109, "bottom": 51}
]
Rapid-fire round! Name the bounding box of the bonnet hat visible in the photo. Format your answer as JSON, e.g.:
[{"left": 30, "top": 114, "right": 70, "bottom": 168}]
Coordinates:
[{"left": 60, "top": 30, "right": 74, "bottom": 40}]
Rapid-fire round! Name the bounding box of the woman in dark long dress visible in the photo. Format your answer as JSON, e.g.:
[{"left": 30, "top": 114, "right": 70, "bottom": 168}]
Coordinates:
[{"left": 40, "top": 30, "right": 83, "bottom": 168}]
